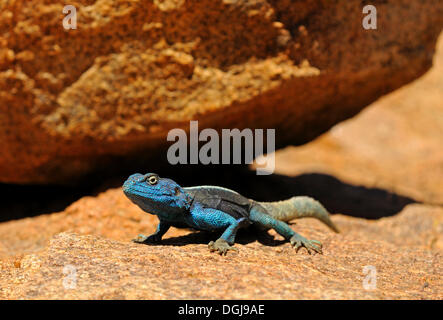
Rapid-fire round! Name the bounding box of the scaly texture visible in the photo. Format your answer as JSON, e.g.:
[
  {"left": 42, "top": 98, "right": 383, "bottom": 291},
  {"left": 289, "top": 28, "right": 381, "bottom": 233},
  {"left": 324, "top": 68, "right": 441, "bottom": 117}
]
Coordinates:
[{"left": 122, "top": 173, "right": 337, "bottom": 255}]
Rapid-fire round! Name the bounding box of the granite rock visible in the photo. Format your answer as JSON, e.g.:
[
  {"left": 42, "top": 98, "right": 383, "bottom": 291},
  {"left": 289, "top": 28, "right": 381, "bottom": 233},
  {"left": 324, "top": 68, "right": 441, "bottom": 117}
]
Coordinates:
[{"left": 1, "top": 0, "right": 442, "bottom": 183}]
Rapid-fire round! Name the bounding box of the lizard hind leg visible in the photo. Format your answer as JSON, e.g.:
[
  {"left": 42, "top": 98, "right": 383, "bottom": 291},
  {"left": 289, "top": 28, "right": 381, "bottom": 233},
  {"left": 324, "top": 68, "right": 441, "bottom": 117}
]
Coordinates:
[
  {"left": 249, "top": 206, "right": 323, "bottom": 254},
  {"left": 208, "top": 217, "right": 248, "bottom": 255}
]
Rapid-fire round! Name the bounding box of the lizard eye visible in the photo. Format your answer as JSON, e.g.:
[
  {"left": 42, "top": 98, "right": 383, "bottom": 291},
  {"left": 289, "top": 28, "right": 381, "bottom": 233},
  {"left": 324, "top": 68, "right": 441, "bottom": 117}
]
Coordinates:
[{"left": 147, "top": 175, "right": 158, "bottom": 185}]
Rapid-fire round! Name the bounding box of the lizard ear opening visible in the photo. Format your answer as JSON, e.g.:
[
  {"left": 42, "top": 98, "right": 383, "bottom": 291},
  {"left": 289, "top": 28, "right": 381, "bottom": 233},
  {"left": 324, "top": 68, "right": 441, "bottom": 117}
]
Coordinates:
[
  {"left": 174, "top": 187, "right": 192, "bottom": 211},
  {"left": 184, "top": 193, "right": 193, "bottom": 211}
]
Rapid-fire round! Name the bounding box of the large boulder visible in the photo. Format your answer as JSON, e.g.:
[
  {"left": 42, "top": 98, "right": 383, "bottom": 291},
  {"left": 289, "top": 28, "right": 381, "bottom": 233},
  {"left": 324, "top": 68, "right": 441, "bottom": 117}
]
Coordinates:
[{"left": 1, "top": 0, "right": 442, "bottom": 183}]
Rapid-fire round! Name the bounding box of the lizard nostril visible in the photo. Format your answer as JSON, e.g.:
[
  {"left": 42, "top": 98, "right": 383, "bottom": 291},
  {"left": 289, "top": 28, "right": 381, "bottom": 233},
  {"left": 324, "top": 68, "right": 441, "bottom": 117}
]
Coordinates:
[{"left": 174, "top": 187, "right": 180, "bottom": 196}]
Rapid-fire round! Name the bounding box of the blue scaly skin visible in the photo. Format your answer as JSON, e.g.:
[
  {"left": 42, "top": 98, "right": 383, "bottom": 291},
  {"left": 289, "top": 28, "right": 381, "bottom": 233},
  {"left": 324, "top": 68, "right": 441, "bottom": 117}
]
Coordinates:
[{"left": 123, "top": 173, "right": 339, "bottom": 255}]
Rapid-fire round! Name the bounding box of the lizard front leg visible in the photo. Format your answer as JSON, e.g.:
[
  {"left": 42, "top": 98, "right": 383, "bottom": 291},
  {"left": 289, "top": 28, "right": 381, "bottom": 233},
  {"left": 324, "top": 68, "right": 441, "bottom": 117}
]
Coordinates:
[
  {"left": 133, "top": 219, "right": 170, "bottom": 244},
  {"left": 208, "top": 217, "right": 248, "bottom": 255}
]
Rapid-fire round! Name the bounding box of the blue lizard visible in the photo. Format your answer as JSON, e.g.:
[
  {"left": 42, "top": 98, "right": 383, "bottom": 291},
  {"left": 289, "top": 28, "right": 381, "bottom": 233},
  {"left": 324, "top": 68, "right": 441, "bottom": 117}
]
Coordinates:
[{"left": 123, "top": 173, "right": 339, "bottom": 255}]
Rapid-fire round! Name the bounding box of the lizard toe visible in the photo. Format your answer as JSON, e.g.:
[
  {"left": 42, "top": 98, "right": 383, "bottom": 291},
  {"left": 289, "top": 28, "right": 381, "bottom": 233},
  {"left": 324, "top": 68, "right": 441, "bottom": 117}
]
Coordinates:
[
  {"left": 290, "top": 235, "right": 323, "bottom": 254},
  {"left": 133, "top": 234, "right": 161, "bottom": 244},
  {"left": 208, "top": 239, "right": 238, "bottom": 255},
  {"left": 132, "top": 234, "right": 148, "bottom": 243}
]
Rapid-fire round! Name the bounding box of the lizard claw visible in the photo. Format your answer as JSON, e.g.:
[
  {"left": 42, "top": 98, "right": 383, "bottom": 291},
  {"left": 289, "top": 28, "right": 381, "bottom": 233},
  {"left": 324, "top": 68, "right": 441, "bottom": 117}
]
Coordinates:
[
  {"left": 132, "top": 234, "right": 161, "bottom": 244},
  {"left": 208, "top": 239, "right": 238, "bottom": 256},
  {"left": 290, "top": 234, "right": 323, "bottom": 254}
]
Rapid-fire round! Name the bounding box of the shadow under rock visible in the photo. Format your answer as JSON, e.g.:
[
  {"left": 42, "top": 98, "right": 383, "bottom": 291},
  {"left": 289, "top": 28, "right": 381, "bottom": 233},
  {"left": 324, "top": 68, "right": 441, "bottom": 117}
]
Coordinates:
[
  {"left": 253, "top": 172, "right": 418, "bottom": 219},
  {"left": 170, "top": 165, "right": 418, "bottom": 220},
  {"left": 0, "top": 164, "right": 417, "bottom": 222},
  {"left": 0, "top": 183, "right": 95, "bottom": 222}
]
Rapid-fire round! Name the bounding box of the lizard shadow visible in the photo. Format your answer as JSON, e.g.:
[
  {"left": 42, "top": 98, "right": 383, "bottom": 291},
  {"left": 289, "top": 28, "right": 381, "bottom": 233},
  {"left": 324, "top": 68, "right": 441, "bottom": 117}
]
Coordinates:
[{"left": 147, "top": 227, "right": 286, "bottom": 247}]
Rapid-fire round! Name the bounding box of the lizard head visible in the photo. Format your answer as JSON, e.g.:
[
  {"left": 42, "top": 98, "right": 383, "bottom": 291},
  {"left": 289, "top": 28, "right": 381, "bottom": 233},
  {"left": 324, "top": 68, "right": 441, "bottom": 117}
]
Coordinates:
[{"left": 122, "top": 173, "right": 192, "bottom": 218}]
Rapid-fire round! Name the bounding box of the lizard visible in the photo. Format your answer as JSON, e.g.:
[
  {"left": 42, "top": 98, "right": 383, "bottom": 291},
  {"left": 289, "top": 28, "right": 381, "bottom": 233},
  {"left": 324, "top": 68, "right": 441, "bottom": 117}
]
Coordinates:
[{"left": 122, "top": 173, "right": 339, "bottom": 255}]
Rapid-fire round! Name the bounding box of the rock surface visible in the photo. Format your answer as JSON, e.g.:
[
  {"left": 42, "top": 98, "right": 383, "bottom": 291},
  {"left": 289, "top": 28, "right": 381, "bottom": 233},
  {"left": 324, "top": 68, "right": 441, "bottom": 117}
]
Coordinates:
[
  {"left": 1, "top": 0, "right": 443, "bottom": 183},
  {"left": 0, "top": 198, "right": 441, "bottom": 299}
]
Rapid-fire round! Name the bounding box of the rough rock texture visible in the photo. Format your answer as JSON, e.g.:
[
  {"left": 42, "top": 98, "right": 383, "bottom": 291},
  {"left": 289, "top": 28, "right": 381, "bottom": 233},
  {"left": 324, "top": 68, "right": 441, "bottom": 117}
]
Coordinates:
[
  {"left": 0, "top": 192, "right": 441, "bottom": 299},
  {"left": 268, "top": 32, "right": 443, "bottom": 205},
  {"left": 1, "top": 0, "right": 443, "bottom": 183}
]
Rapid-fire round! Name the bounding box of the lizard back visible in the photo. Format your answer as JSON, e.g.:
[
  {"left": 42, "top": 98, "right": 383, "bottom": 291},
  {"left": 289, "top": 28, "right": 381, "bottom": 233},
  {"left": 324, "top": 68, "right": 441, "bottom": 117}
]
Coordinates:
[{"left": 184, "top": 186, "right": 252, "bottom": 221}]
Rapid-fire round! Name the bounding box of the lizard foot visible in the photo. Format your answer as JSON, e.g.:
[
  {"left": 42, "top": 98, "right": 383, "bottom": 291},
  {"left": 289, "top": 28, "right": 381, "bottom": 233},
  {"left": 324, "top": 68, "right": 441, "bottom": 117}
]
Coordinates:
[
  {"left": 208, "top": 239, "right": 238, "bottom": 256},
  {"left": 290, "top": 234, "right": 323, "bottom": 254},
  {"left": 132, "top": 234, "right": 161, "bottom": 244}
]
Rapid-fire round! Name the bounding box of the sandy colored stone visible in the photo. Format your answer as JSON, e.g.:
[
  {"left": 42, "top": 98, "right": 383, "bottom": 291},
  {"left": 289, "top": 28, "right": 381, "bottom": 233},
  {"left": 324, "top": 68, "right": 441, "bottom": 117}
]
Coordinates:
[
  {"left": 0, "top": 213, "right": 441, "bottom": 299},
  {"left": 1, "top": 0, "right": 442, "bottom": 183}
]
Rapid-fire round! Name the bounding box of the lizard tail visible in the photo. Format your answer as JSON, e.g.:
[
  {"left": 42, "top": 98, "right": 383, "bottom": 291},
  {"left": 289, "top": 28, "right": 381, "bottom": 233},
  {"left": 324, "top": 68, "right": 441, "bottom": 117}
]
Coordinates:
[{"left": 257, "top": 196, "right": 339, "bottom": 233}]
